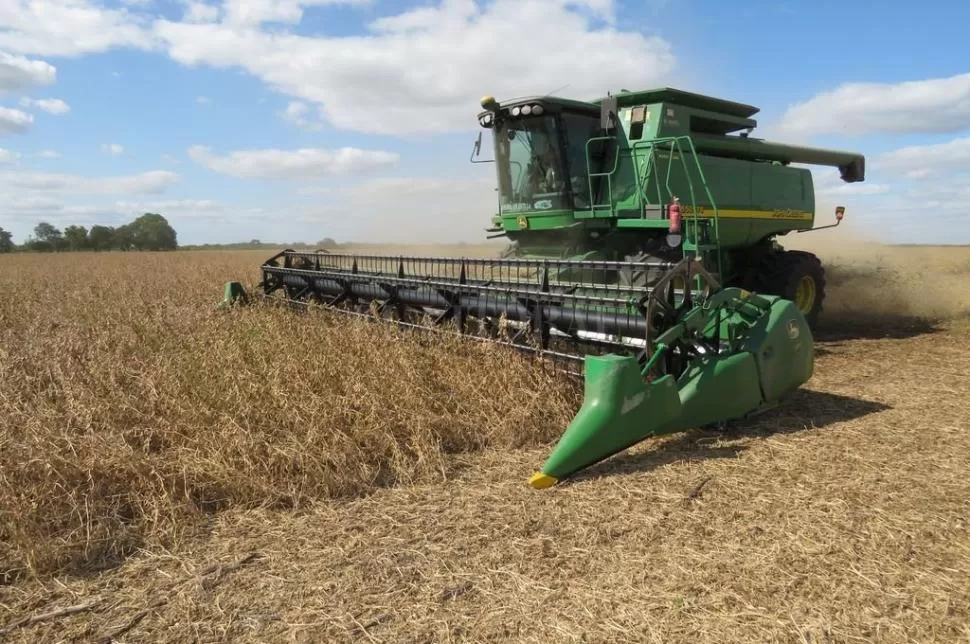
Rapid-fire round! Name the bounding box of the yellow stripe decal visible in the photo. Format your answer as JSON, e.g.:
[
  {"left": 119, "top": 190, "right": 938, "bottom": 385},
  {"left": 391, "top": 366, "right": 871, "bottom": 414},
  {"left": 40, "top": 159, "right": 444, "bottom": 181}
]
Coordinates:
[{"left": 680, "top": 207, "right": 813, "bottom": 221}]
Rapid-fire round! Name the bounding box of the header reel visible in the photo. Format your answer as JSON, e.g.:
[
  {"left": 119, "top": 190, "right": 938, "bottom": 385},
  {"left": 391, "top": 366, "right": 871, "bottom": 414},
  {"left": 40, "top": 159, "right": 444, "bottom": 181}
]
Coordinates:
[{"left": 245, "top": 248, "right": 721, "bottom": 378}]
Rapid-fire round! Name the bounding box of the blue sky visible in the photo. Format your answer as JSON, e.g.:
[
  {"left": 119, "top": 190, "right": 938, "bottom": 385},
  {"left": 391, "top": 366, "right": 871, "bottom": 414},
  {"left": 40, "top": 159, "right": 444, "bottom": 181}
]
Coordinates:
[{"left": 1, "top": 0, "right": 969, "bottom": 245}]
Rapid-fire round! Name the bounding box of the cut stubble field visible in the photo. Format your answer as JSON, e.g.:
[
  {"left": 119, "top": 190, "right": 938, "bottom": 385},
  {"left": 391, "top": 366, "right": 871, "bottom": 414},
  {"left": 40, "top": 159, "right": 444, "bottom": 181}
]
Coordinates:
[{"left": 1, "top": 241, "right": 969, "bottom": 642}]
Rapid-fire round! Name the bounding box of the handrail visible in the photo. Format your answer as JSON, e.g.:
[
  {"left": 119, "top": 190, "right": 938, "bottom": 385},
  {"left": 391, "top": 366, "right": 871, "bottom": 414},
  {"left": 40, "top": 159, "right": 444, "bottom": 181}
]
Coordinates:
[
  {"left": 585, "top": 135, "right": 620, "bottom": 213},
  {"left": 579, "top": 132, "right": 724, "bottom": 278},
  {"left": 629, "top": 135, "right": 723, "bottom": 277}
]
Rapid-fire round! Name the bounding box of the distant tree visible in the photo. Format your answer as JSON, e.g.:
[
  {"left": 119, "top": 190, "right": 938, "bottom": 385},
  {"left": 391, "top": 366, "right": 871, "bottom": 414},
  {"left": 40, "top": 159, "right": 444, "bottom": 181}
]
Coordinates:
[
  {"left": 63, "top": 225, "right": 89, "bottom": 251},
  {"left": 18, "top": 213, "right": 180, "bottom": 253},
  {"left": 36, "top": 222, "right": 60, "bottom": 241},
  {"left": 28, "top": 222, "right": 64, "bottom": 252},
  {"left": 0, "top": 227, "right": 12, "bottom": 253},
  {"left": 127, "top": 213, "right": 177, "bottom": 250},
  {"left": 317, "top": 237, "right": 338, "bottom": 249},
  {"left": 88, "top": 225, "right": 115, "bottom": 251},
  {"left": 113, "top": 224, "right": 133, "bottom": 251}
]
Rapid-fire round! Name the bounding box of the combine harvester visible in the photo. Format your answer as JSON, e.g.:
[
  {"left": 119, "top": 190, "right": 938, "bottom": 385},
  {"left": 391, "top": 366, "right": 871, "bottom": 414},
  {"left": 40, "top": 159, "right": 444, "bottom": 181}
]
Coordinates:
[{"left": 223, "top": 87, "right": 865, "bottom": 489}]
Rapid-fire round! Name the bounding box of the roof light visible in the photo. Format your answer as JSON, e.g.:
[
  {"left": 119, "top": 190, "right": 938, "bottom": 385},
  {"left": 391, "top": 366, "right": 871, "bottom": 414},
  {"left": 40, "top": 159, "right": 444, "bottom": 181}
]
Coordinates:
[
  {"left": 532, "top": 104, "right": 544, "bottom": 115},
  {"left": 511, "top": 106, "right": 521, "bottom": 116},
  {"left": 521, "top": 105, "right": 532, "bottom": 115}
]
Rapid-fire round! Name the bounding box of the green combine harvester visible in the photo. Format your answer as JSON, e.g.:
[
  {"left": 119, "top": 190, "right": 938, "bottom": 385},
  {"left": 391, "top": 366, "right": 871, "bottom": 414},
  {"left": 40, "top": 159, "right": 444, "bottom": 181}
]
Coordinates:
[{"left": 223, "top": 87, "right": 865, "bottom": 489}]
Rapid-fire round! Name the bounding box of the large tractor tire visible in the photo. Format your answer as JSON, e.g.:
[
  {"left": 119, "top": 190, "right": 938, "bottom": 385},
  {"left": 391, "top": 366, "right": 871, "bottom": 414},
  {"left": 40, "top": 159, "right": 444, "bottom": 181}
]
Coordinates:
[{"left": 751, "top": 250, "right": 826, "bottom": 328}]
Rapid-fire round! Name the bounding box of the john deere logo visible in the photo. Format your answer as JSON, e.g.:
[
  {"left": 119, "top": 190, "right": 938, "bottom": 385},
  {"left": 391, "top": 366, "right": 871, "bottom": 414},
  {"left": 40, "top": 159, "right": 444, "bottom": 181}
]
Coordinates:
[
  {"left": 517, "top": 215, "right": 528, "bottom": 229},
  {"left": 787, "top": 319, "right": 800, "bottom": 339}
]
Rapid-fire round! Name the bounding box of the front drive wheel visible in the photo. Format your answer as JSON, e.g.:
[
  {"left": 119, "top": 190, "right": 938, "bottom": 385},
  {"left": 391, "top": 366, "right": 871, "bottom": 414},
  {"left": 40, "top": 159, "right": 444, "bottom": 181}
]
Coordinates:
[{"left": 753, "top": 250, "right": 826, "bottom": 328}]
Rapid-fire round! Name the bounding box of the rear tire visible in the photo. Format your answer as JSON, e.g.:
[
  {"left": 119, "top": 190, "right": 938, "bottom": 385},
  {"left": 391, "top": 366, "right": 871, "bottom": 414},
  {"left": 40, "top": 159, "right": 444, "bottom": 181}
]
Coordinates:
[{"left": 751, "top": 250, "right": 826, "bottom": 328}]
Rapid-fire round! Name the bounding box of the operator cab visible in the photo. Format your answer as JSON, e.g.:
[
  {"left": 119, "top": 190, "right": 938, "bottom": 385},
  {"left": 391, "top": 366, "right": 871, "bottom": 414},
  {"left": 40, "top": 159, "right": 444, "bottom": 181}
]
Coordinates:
[{"left": 473, "top": 95, "right": 609, "bottom": 214}]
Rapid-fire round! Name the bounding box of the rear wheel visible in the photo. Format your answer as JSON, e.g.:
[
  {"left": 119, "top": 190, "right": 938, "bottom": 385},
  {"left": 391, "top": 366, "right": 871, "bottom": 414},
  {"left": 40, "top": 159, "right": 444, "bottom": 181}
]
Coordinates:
[{"left": 751, "top": 250, "right": 825, "bottom": 328}]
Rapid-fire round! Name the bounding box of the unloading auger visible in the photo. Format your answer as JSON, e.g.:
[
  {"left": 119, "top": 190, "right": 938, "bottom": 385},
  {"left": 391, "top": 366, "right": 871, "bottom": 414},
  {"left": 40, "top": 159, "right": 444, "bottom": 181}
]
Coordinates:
[{"left": 222, "top": 86, "right": 864, "bottom": 488}]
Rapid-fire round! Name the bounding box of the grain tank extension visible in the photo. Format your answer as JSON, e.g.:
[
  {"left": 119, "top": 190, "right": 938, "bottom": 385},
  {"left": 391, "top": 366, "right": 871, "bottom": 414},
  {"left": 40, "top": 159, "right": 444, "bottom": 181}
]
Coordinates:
[{"left": 222, "top": 87, "right": 865, "bottom": 488}]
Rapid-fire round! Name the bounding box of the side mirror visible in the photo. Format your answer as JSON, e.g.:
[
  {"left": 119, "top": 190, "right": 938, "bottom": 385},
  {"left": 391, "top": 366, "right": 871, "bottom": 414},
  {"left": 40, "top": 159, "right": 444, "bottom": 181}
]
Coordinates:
[
  {"left": 797, "top": 205, "right": 845, "bottom": 234},
  {"left": 469, "top": 131, "right": 494, "bottom": 164}
]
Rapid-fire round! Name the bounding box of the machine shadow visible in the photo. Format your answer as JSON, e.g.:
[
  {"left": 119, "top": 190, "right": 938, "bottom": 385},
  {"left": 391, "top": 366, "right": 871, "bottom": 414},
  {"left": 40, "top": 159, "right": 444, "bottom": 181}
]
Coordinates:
[{"left": 565, "top": 389, "right": 891, "bottom": 486}]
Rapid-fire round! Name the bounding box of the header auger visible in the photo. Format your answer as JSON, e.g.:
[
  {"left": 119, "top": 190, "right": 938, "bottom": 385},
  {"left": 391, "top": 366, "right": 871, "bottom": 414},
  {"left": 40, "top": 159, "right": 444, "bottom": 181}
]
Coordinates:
[{"left": 222, "top": 86, "right": 865, "bottom": 488}]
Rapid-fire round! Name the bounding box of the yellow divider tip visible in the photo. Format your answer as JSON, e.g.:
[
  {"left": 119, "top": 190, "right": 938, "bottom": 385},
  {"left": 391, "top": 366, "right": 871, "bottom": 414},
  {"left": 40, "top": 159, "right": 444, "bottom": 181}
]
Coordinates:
[{"left": 528, "top": 472, "right": 558, "bottom": 489}]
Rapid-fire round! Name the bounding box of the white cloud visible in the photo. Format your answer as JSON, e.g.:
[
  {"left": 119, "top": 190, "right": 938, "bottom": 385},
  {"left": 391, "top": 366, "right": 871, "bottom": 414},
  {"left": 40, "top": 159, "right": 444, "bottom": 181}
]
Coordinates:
[
  {"left": 0, "top": 0, "right": 155, "bottom": 57},
  {"left": 340, "top": 176, "right": 491, "bottom": 199},
  {"left": 279, "top": 100, "right": 321, "bottom": 131},
  {"left": 295, "top": 175, "right": 497, "bottom": 243},
  {"left": 0, "top": 193, "right": 66, "bottom": 213},
  {"left": 154, "top": 0, "right": 677, "bottom": 135},
  {"left": 1, "top": 1, "right": 676, "bottom": 137},
  {"left": 860, "top": 137, "right": 970, "bottom": 221},
  {"left": 0, "top": 147, "right": 20, "bottom": 163},
  {"left": 0, "top": 51, "right": 55, "bottom": 92},
  {"left": 0, "top": 106, "right": 33, "bottom": 134},
  {"left": 196, "top": 95, "right": 210, "bottom": 104},
  {"left": 37, "top": 148, "right": 59, "bottom": 158},
  {"left": 784, "top": 132, "right": 970, "bottom": 244},
  {"left": 0, "top": 197, "right": 142, "bottom": 230},
  {"left": 113, "top": 198, "right": 226, "bottom": 218},
  {"left": 181, "top": 1, "right": 220, "bottom": 23},
  {"left": 0, "top": 195, "right": 230, "bottom": 233},
  {"left": 220, "top": 0, "right": 370, "bottom": 27},
  {"left": 797, "top": 164, "right": 888, "bottom": 198},
  {"left": 875, "top": 137, "right": 970, "bottom": 174},
  {"left": 19, "top": 97, "right": 70, "bottom": 114},
  {"left": 777, "top": 72, "right": 970, "bottom": 137},
  {"left": 815, "top": 177, "right": 891, "bottom": 198},
  {"left": 101, "top": 143, "right": 125, "bottom": 156},
  {"left": 187, "top": 144, "right": 399, "bottom": 179},
  {"left": 0, "top": 169, "right": 179, "bottom": 195},
  {"left": 116, "top": 198, "right": 220, "bottom": 210}
]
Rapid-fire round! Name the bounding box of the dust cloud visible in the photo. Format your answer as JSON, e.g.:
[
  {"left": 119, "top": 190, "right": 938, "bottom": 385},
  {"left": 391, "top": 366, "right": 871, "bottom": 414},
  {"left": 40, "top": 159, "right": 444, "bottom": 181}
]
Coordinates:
[{"left": 785, "top": 229, "right": 970, "bottom": 324}]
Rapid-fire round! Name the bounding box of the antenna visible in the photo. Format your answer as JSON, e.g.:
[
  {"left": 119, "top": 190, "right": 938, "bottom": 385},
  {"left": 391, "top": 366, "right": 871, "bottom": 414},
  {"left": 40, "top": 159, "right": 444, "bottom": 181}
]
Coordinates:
[{"left": 546, "top": 84, "right": 571, "bottom": 97}]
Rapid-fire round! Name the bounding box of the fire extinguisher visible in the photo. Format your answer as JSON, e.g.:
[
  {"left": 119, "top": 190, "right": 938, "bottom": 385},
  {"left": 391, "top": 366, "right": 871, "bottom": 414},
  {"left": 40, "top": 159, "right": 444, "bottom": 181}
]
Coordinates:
[{"left": 668, "top": 197, "right": 681, "bottom": 234}]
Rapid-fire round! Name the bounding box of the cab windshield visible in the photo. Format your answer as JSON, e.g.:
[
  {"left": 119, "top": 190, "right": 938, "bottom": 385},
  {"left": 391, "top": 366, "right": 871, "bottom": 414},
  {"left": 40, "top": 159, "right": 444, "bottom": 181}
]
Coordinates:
[
  {"left": 492, "top": 112, "right": 603, "bottom": 214},
  {"left": 493, "top": 115, "right": 570, "bottom": 213}
]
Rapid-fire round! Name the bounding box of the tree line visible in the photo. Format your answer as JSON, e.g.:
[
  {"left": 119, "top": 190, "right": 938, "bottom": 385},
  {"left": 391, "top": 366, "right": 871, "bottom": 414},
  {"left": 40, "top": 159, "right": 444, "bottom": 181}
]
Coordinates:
[
  {"left": 0, "top": 213, "right": 178, "bottom": 253},
  {"left": 178, "top": 237, "right": 339, "bottom": 251}
]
